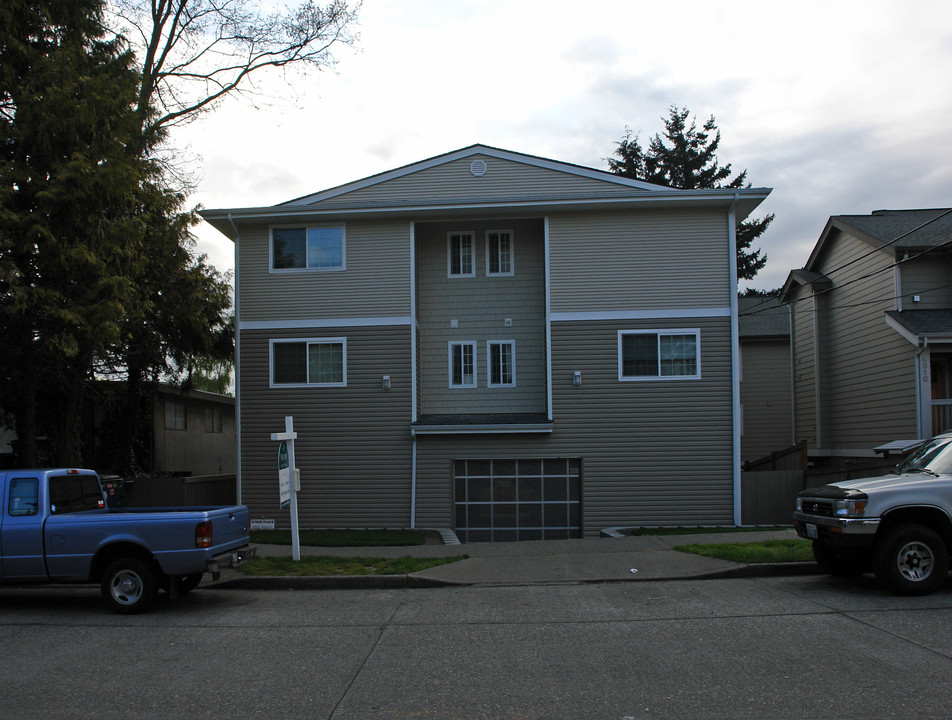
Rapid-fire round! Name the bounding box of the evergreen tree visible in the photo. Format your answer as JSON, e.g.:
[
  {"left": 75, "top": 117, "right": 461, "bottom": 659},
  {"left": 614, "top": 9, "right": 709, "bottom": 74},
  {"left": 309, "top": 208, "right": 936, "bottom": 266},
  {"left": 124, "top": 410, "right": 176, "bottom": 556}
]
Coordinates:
[{"left": 608, "top": 106, "right": 771, "bottom": 281}]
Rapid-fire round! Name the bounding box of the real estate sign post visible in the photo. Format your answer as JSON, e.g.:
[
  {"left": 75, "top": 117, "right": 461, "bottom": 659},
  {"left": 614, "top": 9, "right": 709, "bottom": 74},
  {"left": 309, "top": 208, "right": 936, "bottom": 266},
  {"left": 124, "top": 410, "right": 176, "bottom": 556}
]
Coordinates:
[{"left": 271, "top": 416, "right": 301, "bottom": 561}]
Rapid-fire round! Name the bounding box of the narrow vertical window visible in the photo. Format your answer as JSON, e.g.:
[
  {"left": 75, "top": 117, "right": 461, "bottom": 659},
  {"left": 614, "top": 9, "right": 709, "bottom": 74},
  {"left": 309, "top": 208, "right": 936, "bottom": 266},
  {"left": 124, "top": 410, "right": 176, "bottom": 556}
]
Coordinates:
[
  {"left": 487, "top": 230, "right": 513, "bottom": 276},
  {"left": 448, "top": 232, "right": 475, "bottom": 277},
  {"left": 449, "top": 342, "right": 477, "bottom": 388},
  {"left": 488, "top": 341, "right": 516, "bottom": 387}
]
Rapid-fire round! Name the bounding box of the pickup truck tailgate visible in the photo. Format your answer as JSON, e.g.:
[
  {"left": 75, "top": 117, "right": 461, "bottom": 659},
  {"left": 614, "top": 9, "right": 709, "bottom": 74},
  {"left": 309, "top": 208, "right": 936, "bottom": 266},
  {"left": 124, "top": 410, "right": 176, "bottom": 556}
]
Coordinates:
[{"left": 209, "top": 506, "right": 251, "bottom": 551}]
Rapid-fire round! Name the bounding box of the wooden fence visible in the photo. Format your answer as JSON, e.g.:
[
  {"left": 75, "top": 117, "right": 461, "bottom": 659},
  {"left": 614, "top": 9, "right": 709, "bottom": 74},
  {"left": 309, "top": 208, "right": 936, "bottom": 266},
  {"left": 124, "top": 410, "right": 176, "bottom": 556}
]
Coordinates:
[{"left": 112, "top": 474, "right": 237, "bottom": 507}]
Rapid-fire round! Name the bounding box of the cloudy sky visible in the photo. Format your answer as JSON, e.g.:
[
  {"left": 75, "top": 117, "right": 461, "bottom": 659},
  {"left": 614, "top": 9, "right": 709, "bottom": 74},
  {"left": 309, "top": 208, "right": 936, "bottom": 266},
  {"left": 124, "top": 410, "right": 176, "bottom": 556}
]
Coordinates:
[{"left": 179, "top": 0, "right": 952, "bottom": 292}]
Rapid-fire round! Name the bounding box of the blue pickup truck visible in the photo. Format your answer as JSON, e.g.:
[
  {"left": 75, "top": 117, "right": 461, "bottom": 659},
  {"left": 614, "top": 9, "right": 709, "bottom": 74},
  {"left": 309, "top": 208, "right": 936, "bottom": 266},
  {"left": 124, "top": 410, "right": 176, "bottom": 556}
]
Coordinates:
[{"left": 1, "top": 468, "right": 256, "bottom": 613}]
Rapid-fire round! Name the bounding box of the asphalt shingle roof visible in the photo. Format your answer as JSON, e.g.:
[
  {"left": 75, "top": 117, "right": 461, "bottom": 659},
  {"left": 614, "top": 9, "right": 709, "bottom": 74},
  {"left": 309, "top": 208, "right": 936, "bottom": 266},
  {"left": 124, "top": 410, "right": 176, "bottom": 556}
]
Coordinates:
[
  {"left": 835, "top": 208, "right": 952, "bottom": 250},
  {"left": 738, "top": 296, "right": 790, "bottom": 338}
]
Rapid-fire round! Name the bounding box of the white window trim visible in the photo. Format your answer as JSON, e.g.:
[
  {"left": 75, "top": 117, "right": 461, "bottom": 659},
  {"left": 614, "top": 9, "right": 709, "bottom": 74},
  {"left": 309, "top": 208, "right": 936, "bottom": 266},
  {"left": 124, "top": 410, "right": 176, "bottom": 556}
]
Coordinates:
[
  {"left": 486, "top": 229, "right": 514, "bottom": 277},
  {"left": 617, "top": 329, "right": 701, "bottom": 382},
  {"left": 269, "top": 224, "right": 346, "bottom": 273},
  {"left": 449, "top": 341, "right": 477, "bottom": 388},
  {"left": 447, "top": 231, "right": 476, "bottom": 278},
  {"left": 270, "top": 337, "right": 348, "bottom": 388},
  {"left": 487, "top": 340, "right": 516, "bottom": 387}
]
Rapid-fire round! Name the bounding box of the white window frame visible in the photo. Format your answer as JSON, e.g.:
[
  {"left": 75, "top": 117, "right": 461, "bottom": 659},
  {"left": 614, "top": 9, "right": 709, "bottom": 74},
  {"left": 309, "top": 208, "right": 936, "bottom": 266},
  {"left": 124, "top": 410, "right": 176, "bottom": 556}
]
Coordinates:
[
  {"left": 486, "top": 230, "right": 514, "bottom": 276},
  {"left": 487, "top": 340, "right": 516, "bottom": 387},
  {"left": 269, "top": 224, "right": 346, "bottom": 273},
  {"left": 617, "top": 329, "right": 701, "bottom": 381},
  {"left": 449, "top": 341, "right": 477, "bottom": 388},
  {"left": 447, "top": 231, "right": 475, "bottom": 278},
  {"left": 204, "top": 406, "right": 223, "bottom": 433},
  {"left": 270, "top": 337, "right": 347, "bottom": 388}
]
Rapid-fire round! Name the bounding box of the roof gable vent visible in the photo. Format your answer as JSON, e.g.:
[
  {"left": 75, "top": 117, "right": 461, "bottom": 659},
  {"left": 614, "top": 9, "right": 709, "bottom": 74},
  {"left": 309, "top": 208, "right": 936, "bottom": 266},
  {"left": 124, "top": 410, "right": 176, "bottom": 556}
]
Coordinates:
[{"left": 469, "top": 159, "right": 487, "bottom": 177}]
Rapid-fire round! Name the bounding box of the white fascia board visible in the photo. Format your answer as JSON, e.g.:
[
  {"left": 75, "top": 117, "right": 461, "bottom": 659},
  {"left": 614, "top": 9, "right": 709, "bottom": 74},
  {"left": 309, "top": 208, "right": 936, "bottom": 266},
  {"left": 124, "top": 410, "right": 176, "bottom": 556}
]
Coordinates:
[
  {"left": 884, "top": 313, "right": 921, "bottom": 346},
  {"left": 202, "top": 188, "right": 770, "bottom": 230}
]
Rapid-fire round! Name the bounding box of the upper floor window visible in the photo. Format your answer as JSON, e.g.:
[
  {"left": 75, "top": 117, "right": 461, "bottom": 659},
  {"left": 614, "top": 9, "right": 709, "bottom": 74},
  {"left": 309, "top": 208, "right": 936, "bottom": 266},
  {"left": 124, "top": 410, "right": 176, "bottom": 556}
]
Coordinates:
[
  {"left": 449, "top": 341, "right": 477, "bottom": 388},
  {"left": 448, "top": 232, "right": 475, "bottom": 277},
  {"left": 271, "top": 338, "right": 346, "bottom": 387},
  {"left": 488, "top": 341, "right": 516, "bottom": 387},
  {"left": 486, "top": 230, "right": 513, "bottom": 276},
  {"left": 165, "top": 400, "right": 187, "bottom": 430},
  {"left": 205, "top": 406, "right": 223, "bottom": 433},
  {"left": 618, "top": 330, "right": 700, "bottom": 381},
  {"left": 271, "top": 225, "right": 345, "bottom": 271}
]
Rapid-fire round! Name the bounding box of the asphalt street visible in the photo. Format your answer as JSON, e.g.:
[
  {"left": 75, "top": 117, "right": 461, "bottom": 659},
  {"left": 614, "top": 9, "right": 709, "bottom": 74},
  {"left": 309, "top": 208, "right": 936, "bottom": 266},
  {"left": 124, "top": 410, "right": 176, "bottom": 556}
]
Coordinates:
[{"left": 2, "top": 573, "right": 951, "bottom": 719}]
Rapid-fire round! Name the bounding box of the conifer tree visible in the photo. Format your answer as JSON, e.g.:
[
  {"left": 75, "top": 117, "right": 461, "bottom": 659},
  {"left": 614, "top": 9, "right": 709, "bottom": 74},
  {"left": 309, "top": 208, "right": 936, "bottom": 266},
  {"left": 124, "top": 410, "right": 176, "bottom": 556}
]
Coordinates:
[{"left": 609, "top": 106, "right": 771, "bottom": 281}]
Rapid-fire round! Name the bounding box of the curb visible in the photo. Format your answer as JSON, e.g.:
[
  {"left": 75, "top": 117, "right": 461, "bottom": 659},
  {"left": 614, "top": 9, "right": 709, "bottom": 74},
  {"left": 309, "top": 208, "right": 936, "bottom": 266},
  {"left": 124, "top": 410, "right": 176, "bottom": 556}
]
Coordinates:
[{"left": 209, "top": 562, "right": 821, "bottom": 591}]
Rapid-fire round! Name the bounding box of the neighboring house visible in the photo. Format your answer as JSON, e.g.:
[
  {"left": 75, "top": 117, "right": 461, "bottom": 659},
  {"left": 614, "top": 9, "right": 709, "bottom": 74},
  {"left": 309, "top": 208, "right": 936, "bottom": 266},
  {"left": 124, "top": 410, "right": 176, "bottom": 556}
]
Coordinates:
[
  {"left": 1, "top": 384, "right": 236, "bottom": 475},
  {"left": 84, "top": 384, "right": 236, "bottom": 476},
  {"left": 738, "top": 295, "right": 793, "bottom": 463},
  {"left": 780, "top": 208, "right": 952, "bottom": 458},
  {"left": 201, "top": 144, "right": 770, "bottom": 538}
]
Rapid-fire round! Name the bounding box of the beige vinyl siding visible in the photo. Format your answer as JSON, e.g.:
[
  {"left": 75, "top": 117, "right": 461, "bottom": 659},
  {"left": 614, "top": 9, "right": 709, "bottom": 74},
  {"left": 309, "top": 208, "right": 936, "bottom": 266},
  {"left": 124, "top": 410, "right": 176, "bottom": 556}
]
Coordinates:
[
  {"left": 740, "top": 338, "right": 793, "bottom": 462},
  {"left": 818, "top": 233, "right": 917, "bottom": 448},
  {"left": 238, "top": 326, "right": 413, "bottom": 528},
  {"left": 415, "top": 219, "right": 546, "bottom": 415},
  {"left": 412, "top": 316, "right": 734, "bottom": 534},
  {"left": 900, "top": 254, "right": 952, "bottom": 309},
  {"left": 548, "top": 208, "right": 731, "bottom": 313},
  {"left": 790, "top": 285, "right": 818, "bottom": 448},
  {"left": 238, "top": 219, "right": 412, "bottom": 322},
  {"left": 302, "top": 154, "right": 642, "bottom": 210}
]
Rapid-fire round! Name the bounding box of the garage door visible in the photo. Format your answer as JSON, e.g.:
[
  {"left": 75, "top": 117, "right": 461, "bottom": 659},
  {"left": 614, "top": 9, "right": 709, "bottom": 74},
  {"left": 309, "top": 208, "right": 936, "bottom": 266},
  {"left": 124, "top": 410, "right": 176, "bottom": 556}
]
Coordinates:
[{"left": 454, "top": 458, "right": 581, "bottom": 542}]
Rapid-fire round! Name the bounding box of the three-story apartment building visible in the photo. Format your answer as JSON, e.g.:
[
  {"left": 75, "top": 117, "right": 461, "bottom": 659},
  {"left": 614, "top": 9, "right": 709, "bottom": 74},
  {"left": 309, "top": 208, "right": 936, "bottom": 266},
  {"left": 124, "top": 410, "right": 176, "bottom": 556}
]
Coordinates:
[{"left": 201, "top": 145, "right": 770, "bottom": 539}]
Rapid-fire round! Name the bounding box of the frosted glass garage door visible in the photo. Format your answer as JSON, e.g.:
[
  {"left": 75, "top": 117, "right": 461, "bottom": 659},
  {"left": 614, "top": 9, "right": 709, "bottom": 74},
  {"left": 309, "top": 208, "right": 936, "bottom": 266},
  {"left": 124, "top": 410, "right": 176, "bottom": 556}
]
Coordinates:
[{"left": 454, "top": 458, "right": 581, "bottom": 542}]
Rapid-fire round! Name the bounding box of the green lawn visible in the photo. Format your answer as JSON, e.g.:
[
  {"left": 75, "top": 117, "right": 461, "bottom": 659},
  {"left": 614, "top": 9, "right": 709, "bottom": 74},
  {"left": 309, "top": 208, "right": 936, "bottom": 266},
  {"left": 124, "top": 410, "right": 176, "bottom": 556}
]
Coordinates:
[
  {"left": 674, "top": 538, "right": 813, "bottom": 564},
  {"left": 242, "top": 555, "right": 467, "bottom": 576},
  {"left": 250, "top": 528, "right": 426, "bottom": 547},
  {"left": 625, "top": 526, "right": 792, "bottom": 536}
]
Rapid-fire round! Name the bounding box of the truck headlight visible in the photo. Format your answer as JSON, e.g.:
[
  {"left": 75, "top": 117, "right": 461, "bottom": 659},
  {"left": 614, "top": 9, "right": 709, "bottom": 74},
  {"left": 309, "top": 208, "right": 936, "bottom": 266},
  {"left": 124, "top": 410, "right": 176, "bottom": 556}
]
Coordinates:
[
  {"left": 795, "top": 498, "right": 803, "bottom": 512},
  {"left": 833, "top": 499, "right": 867, "bottom": 517}
]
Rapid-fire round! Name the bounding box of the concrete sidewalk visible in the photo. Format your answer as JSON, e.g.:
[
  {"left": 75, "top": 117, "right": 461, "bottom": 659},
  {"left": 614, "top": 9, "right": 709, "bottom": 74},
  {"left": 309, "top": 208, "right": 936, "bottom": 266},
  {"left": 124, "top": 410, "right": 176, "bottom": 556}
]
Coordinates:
[{"left": 213, "top": 528, "right": 820, "bottom": 590}]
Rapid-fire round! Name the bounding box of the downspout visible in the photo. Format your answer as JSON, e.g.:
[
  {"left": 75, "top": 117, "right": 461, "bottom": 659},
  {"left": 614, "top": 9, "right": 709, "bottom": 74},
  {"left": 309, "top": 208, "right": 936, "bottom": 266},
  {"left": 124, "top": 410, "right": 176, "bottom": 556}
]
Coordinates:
[
  {"left": 728, "top": 195, "right": 742, "bottom": 526},
  {"left": 787, "top": 301, "right": 796, "bottom": 446},
  {"left": 409, "top": 222, "right": 417, "bottom": 528},
  {"left": 227, "top": 213, "right": 242, "bottom": 503}
]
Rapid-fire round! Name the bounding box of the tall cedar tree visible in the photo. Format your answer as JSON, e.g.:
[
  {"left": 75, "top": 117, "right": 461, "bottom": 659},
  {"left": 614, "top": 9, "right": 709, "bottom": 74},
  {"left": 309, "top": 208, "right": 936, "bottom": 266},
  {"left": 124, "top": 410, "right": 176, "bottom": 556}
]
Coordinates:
[
  {"left": 0, "top": 0, "right": 232, "bottom": 469},
  {"left": 608, "top": 106, "right": 771, "bottom": 281}
]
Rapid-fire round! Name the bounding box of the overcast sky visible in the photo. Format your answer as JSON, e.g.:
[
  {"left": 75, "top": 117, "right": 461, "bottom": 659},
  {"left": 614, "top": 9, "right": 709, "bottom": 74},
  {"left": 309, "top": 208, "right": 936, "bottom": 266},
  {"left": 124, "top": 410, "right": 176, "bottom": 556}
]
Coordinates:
[{"left": 179, "top": 0, "right": 952, "bottom": 292}]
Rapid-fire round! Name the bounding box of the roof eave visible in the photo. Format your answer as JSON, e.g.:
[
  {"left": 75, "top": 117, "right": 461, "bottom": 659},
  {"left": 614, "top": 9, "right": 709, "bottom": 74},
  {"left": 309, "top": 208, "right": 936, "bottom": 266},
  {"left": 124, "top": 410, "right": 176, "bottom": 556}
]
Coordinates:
[{"left": 200, "top": 188, "right": 771, "bottom": 239}]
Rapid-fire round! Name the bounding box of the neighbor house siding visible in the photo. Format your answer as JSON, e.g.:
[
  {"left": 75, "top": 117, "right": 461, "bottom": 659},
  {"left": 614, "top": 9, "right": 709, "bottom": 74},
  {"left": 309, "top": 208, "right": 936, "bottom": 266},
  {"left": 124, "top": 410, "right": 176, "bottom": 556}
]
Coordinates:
[
  {"left": 817, "top": 233, "right": 917, "bottom": 450},
  {"left": 740, "top": 338, "right": 793, "bottom": 463},
  {"left": 548, "top": 208, "right": 731, "bottom": 313},
  {"left": 790, "top": 284, "right": 818, "bottom": 449},
  {"left": 300, "top": 154, "right": 641, "bottom": 210},
  {"left": 238, "top": 325, "right": 413, "bottom": 528},
  {"left": 900, "top": 254, "right": 952, "bottom": 309},
  {"left": 412, "top": 316, "right": 735, "bottom": 534},
  {"left": 238, "top": 219, "right": 412, "bottom": 322}
]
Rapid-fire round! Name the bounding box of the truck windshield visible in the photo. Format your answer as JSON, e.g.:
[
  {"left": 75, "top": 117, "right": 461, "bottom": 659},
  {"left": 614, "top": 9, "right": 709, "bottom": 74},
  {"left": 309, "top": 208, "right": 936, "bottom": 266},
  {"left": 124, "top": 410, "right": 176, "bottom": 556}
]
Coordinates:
[{"left": 897, "top": 438, "right": 952, "bottom": 476}]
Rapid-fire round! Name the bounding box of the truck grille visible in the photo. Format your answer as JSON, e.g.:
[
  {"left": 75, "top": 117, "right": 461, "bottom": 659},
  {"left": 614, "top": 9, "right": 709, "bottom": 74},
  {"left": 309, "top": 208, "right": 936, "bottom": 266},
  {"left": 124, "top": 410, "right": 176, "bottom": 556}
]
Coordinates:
[{"left": 800, "top": 499, "right": 835, "bottom": 517}]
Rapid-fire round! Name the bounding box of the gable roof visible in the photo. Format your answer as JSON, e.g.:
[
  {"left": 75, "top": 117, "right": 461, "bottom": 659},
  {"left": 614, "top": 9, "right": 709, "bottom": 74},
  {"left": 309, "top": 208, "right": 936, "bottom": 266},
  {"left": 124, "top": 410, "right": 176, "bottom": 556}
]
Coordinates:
[
  {"left": 200, "top": 144, "right": 771, "bottom": 239},
  {"left": 803, "top": 208, "right": 952, "bottom": 271}
]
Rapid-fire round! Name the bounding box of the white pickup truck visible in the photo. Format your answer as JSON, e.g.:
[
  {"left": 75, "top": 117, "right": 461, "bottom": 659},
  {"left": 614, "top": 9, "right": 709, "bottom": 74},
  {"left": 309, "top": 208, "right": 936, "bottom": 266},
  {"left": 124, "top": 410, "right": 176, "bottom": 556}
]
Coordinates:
[{"left": 793, "top": 433, "right": 952, "bottom": 595}]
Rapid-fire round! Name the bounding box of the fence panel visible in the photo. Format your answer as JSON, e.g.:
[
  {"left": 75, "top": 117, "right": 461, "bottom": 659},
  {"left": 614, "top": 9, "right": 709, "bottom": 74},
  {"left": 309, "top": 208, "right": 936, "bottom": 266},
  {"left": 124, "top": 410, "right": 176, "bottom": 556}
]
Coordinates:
[{"left": 741, "top": 470, "right": 804, "bottom": 525}]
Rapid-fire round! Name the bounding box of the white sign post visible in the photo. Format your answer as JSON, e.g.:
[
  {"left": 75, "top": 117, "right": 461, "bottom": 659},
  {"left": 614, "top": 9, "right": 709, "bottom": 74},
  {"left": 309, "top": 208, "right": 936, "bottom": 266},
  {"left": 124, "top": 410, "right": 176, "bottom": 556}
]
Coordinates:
[{"left": 271, "top": 416, "right": 301, "bottom": 561}]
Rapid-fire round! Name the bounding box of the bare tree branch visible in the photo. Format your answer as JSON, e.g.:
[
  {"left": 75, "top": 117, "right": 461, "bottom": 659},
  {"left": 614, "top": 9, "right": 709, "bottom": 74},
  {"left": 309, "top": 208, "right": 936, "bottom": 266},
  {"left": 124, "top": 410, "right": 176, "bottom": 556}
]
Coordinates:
[{"left": 107, "top": 0, "right": 360, "bottom": 133}]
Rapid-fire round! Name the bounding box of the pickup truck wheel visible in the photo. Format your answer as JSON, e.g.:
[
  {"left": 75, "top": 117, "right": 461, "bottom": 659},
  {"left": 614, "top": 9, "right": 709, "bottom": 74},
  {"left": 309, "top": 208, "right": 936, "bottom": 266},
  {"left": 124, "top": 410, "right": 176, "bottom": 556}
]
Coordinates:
[
  {"left": 101, "top": 558, "right": 158, "bottom": 614},
  {"left": 874, "top": 524, "right": 949, "bottom": 596},
  {"left": 812, "top": 542, "right": 867, "bottom": 577}
]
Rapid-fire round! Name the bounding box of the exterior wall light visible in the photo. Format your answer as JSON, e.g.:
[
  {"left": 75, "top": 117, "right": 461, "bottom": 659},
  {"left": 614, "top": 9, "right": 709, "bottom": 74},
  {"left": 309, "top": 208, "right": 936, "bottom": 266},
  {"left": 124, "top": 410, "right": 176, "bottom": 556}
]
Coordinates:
[
  {"left": 382, "top": 376, "right": 391, "bottom": 390},
  {"left": 573, "top": 371, "right": 582, "bottom": 386}
]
